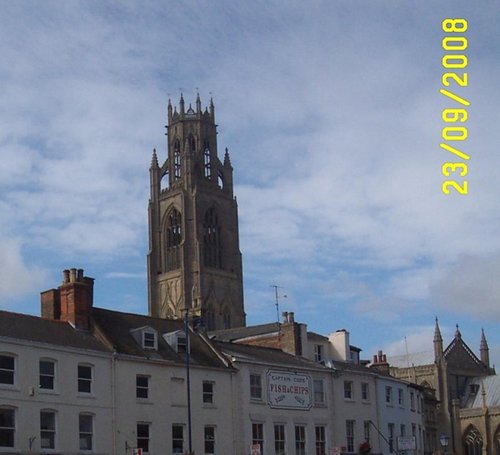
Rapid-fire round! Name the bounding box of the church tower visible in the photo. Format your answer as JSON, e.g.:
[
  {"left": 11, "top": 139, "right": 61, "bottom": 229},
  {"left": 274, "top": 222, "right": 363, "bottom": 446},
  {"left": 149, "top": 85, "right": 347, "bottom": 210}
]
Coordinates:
[{"left": 147, "top": 95, "right": 246, "bottom": 330}]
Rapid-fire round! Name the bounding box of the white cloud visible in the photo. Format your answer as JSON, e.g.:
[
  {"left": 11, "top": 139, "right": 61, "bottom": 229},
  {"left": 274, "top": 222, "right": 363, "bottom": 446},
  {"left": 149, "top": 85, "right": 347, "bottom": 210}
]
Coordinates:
[
  {"left": 430, "top": 254, "right": 500, "bottom": 321},
  {"left": 0, "top": 236, "right": 48, "bottom": 302}
]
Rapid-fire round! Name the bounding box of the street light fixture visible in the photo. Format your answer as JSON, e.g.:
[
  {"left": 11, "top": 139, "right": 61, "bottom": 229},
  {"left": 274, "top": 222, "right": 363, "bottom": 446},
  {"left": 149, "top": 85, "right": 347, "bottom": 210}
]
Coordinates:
[{"left": 440, "top": 434, "right": 449, "bottom": 455}]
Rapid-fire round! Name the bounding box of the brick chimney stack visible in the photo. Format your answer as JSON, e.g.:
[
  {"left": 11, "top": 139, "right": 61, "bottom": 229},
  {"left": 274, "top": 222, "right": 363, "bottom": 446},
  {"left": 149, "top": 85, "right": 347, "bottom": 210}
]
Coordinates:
[
  {"left": 41, "top": 268, "right": 94, "bottom": 331},
  {"left": 370, "top": 350, "right": 391, "bottom": 375}
]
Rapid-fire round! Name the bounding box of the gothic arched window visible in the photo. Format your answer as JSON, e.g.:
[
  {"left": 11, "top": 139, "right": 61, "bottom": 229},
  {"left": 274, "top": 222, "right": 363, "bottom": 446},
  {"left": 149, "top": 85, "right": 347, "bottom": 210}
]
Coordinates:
[
  {"left": 217, "top": 170, "right": 224, "bottom": 189},
  {"left": 464, "top": 426, "right": 483, "bottom": 455},
  {"left": 223, "top": 310, "right": 231, "bottom": 329},
  {"left": 203, "top": 208, "right": 222, "bottom": 269},
  {"left": 165, "top": 209, "right": 182, "bottom": 271},
  {"left": 188, "top": 135, "right": 196, "bottom": 152},
  {"left": 173, "top": 140, "right": 181, "bottom": 181},
  {"left": 205, "top": 308, "right": 215, "bottom": 331},
  {"left": 204, "top": 148, "right": 211, "bottom": 179}
]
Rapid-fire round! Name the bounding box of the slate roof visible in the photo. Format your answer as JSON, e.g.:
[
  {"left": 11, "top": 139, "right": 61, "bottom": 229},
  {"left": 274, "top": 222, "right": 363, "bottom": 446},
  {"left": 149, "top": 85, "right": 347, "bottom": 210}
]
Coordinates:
[
  {"left": 209, "top": 322, "right": 280, "bottom": 341},
  {"left": 92, "top": 308, "right": 228, "bottom": 369},
  {"left": 213, "top": 340, "right": 331, "bottom": 372},
  {"left": 0, "top": 308, "right": 229, "bottom": 370},
  {"left": 0, "top": 310, "right": 109, "bottom": 352},
  {"left": 388, "top": 351, "right": 435, "bottom": 368},
  {"left": 307, "top": 331, "right": 328, "bottom": 342},
  {"left": 461, "top": 375, "right": 500, "bottom": 408}
]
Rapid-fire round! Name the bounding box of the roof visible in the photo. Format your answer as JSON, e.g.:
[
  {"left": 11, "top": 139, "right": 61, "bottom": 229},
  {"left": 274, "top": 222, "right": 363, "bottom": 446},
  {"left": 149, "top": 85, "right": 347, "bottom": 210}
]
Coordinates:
[
  {"left": 209, "top": 322, "right": 281, "bottom": 341},
  {"left": 461, "top": 375, "right": 500, "bottom": 408},
  {"left": 0, "top": 310, "right": 109, "bottom": 352},
  {"left": 307, "top": 331, "right": 328, "bottom": 342},
  {"left": 388, "top": 351, "right": 435, "bottom": 368},
  {"left": 0, "top": 308, "right": 229, "bottom": 370},
  {"left": 92, "top": 308, "right": 229, "bottom": 369},
  {"left": 214, "top": 340, "right": 331, "bottom": 372}
]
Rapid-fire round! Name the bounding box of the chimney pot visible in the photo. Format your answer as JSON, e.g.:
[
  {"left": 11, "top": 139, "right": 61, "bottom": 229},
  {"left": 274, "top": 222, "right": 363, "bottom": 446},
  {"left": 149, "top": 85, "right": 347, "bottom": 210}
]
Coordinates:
[
  {"left": 63, "top": 269, "right": 70, "bottom": 284},
  {"left": 282, "top": 311, "right": 289, "bottom": 323},
  {"left": 288, "top": 312, "right": 295, "bottom": 323},
  {"left": 70, "top": 268, "right": 77, "bottom": 283},
  {"left": 77, "top": 268, "right": 84, "bottom": 282}
]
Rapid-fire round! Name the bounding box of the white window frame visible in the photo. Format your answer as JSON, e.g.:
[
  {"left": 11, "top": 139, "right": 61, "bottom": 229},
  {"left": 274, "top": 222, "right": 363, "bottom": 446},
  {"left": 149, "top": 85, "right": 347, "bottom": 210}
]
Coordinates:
[
  {"left": 0, "top": 407, "right": 15, "bottom": 448},
  {"left": 313, "top": 379, "right": 325, "bottom": 405},
  {"left": 204, "top": 425, "right": 215, "bottom": 454},
  {"left": 250, "top": 373, "right": 262, "bottom": 400},
  {"left": 39, "top": 359, "right": 56, "bottom": 390},
  {"left": 143, "top": 331, "right": 157, "bottom": 349},
  {"left": 172, "top": 424, "right": 184, "bottom": 454},
  {"left": 0, "top": 354, "right": 15, "bottom": 386},
  {"left": 386, "top": 386, "right": 393, "bottom": 404},
  {"left": 40, "top": 409, "right": 56, "bottom": 450},
  {"left": 77, "top": 364, "right": 93, "bottom": 394},
  {"left": 202, "top": 381, "right": 214, "bottom": 404},
  {"left": 295, "top": 425, "right": 306, "bottom": 455},
  {"left": 344, "top": 380, "right": 353, "bottom": 400},
  {"left": 136, "top": 375, "right": 149, "bottom": 399},
  {"left": 361, "top": 382, "right": 369, "bottom": 401},
  {"left": 79, "top": 413, "right": 93, "bottom": 451},
  {"left": 137, "top": 422, "right": 150, "bottom": 453}
]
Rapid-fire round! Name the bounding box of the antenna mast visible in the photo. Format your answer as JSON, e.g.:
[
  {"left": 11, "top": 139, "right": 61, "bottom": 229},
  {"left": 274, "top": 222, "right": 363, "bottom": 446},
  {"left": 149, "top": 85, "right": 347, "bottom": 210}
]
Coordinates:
[{"left": 270, "top": 284, "right": 286, "bottom": 324}]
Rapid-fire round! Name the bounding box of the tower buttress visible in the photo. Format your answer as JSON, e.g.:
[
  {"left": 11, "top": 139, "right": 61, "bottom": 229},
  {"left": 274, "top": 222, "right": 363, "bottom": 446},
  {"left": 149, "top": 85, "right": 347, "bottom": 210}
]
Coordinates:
[{"left": 147, "top": 95, "right": 246, "bottom": 330}]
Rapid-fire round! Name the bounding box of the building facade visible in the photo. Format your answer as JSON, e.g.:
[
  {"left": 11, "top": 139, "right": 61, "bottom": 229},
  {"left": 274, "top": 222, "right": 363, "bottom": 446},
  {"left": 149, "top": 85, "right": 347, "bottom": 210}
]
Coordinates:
[{"left": 389, "top": 319, "right": 497, "bottom": 455}]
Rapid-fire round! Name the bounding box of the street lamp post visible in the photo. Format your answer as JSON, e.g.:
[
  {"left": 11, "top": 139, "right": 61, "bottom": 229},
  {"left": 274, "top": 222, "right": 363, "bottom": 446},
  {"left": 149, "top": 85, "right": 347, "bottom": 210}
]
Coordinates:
[
  {"left": 184, "top": 308, "right": 193, "bottom": 454},
  {"left": 439, "top": 434, "right": 449, "bottom": 455}
]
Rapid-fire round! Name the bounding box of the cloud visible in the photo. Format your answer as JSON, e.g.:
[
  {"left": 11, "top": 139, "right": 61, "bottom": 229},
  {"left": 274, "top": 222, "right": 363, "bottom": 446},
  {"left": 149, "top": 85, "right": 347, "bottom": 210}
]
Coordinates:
[
  {"left": 430, "top": 254, "right": 500, "bottom": 321},
  {"left": 0, "top": 236, "right": 48, "bottom": 302}
]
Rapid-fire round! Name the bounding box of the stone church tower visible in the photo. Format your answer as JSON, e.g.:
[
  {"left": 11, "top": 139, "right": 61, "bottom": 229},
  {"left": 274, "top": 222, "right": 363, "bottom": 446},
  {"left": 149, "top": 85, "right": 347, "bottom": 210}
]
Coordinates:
[{"left": 147, "top": 95, "right": 246, "bottom": 330}]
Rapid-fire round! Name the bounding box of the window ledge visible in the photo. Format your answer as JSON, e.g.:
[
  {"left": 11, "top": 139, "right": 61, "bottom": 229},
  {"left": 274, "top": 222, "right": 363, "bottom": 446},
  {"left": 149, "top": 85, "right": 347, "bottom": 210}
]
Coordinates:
[
  {"left": 77, "top": 393, "right": 96, "bottom": 399},
  {"left": 0, "top": 384, "right": 18, "bottom": 391},
  {"left": 39, "top": 389, "right": 60, "bottom": 396}
]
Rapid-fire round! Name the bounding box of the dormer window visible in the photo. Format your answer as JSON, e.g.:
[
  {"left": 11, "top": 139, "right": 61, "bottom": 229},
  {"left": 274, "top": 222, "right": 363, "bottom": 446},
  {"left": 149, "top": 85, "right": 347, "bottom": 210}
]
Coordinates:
[
  {"left": 143, "top": 331, "right": 156, "bottom": 349},
  {"left": 163, "top": 331, "right": 189, "bottom": 354},
  {"left": 469, "top": 384, "right": 480, "bottom": 395},
  {"left": 130, "top": 326, "right": 159, "bottom": 351}
]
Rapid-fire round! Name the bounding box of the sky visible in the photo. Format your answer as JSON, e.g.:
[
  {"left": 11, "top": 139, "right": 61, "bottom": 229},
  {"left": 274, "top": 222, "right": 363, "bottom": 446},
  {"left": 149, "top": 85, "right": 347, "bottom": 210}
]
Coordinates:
[{"left": 1, "top": 1, "right": 499, "bottom": 368}]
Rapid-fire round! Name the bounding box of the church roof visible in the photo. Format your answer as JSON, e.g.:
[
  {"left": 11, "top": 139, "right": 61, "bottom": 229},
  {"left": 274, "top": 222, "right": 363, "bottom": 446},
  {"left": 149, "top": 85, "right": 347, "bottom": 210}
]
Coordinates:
[
  {"left": 388, "top": 350, "right": 435, "bottom": 368},
  {"left": 461, "top": 375, "right": 500, "bottom": 408}
]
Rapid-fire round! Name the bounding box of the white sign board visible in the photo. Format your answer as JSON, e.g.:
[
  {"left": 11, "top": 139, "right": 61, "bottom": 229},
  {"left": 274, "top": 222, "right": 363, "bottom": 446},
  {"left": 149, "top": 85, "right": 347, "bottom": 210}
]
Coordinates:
[
  {"left": 397, "top": 436, "right": 417, "bottom": 451},
  {"left": 267, "top": 370, "right": 312, "bottom": 409}
]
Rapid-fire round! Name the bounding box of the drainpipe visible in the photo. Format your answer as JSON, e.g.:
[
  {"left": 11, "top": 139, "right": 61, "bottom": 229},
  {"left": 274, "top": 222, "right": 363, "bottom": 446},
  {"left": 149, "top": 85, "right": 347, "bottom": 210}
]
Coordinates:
[{"left": 111, "top": 350, "right": 117, "bottom": 455}]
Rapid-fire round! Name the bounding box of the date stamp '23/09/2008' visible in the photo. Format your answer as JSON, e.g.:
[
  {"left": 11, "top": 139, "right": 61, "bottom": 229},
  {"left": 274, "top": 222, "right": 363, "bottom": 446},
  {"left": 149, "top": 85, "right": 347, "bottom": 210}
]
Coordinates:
[{"left": 440, "top": 18, "right": 469, "bottom": 196}]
